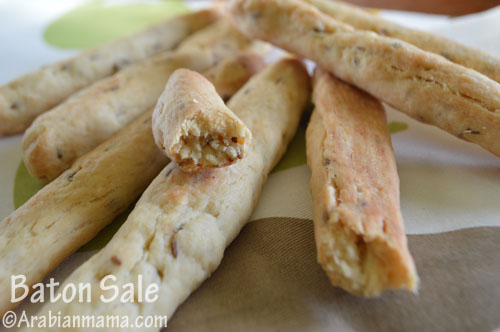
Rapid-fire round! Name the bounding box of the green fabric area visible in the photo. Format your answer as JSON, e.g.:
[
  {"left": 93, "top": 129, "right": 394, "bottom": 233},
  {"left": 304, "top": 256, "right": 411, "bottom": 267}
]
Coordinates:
[
  {"left": 43, "top": 0, "right": 189, "bottom": 49},
  {"left": 272, "top": 109, "right": 311, "bottom": 173},
  {"left": 13, "top": 162, "right": 44, "bottom": 210},
  {"left": 388, "top": 121, "right": 409, "bottom": 134}
]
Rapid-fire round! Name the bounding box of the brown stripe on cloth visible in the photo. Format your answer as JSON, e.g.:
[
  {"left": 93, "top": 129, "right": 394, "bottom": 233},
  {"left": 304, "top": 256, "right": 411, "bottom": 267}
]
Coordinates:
[{"left": 167, "top": 218, "right": 500, "bottom": 332}]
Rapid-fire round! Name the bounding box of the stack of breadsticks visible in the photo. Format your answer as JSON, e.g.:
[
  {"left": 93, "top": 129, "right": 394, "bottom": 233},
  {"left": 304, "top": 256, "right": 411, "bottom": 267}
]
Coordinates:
[{"left": 0, "top": 0, "right": 498, "bottom": 328}]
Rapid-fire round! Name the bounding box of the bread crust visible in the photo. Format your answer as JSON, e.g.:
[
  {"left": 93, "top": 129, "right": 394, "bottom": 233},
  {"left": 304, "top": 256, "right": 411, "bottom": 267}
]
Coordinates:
[
  {"left": 23, "top": 20, "right": 264, "bottom": 183},
  {"left": 152, "top": 68, "right": 252, "bottom": 171},
  {"left": 0, "top": 9, "right": 219, "bottom": 136},
  {"left": 28, "top": 59, "right": 310, "bottom": 330},
  {"left": 307, "top": 70, "right": 417, "bottom": 296},
  {"left": 228, "top": 0, "right": 500, "bottom": 157},
  {"left": 0, "top": 53, "right": 261, "bottom": 316},
  {"left": 306, "top": 0, "right": 500, "bottom": 83}
]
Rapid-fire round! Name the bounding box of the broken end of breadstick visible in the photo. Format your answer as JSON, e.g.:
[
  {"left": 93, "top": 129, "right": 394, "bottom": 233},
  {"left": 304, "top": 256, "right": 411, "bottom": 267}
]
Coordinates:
[
  {"left": 153, "top": 68, "right": 251, "bottom": 172},
  {"left": 315, "top": 213, "right": 419, "bottom": 297},
  {"left": 172, "top": 106, "right": 251, "bottom": 172}
]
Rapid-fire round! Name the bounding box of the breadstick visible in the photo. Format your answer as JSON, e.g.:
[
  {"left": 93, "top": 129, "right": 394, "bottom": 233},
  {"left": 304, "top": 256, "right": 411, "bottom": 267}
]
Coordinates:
[
  {"left": 23, "top": 20, "right": 264, "bottom": 183},
  {"left": 153, "top": 68, "right": 252, "bottom": 172},
  {"left": 228, "top": 0, "right": 500, "bottom": 158},
  {"left": 306, "top": 0, "right": 500, "bottom": 83},
  {"left": 0, "top": 53, "right": 262, "bottom": 315},
  {"left": 0, "top": 9, "right": 219, "bottom": 136},
  {"left": 307, "top": 70, "right": 417, "bottom": 297},
  {"left": 29, "top": 58, "right": 310, "bottom": 329}
]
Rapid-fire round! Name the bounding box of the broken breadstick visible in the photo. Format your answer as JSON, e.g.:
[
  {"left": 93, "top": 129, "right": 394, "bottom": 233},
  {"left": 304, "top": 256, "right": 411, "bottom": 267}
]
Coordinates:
[
  {"left": 153, "top": 68, "right": 252, "bottom": 171},
  {"left": 0, "top": 9, "right": 219, "bottom": 135},
  {"left": 27, "top": 58, "right": 310, "bottom": 329},
  {"left": 307, "top": 69, "right": 418, "bottom": 296},
  {"left": 229, "top": 0, "right": 500, "bottom": 158}
]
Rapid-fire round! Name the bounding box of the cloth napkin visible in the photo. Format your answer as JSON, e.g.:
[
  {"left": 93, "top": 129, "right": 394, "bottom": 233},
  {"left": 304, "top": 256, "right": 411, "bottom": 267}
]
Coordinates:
[{"left": 0, "top": 1, "right": 499, "bottom": 331}]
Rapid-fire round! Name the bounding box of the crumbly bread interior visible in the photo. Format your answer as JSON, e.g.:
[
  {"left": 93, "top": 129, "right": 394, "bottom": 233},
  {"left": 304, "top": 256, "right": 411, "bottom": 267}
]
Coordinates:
[
  {"left": 319, "top": 217, "right": 414, "bottom": 297},
  {"left": 173, "top": 112, "right": 249, "bottom": 170}
]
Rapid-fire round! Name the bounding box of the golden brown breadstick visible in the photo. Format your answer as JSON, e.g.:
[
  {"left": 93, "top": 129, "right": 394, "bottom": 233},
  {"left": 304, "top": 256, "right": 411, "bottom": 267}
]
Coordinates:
[
  {"left": 306, "top": 0, "right": 500, "bottom": 83},
  {"left": 153, "top": 68, "right": 252, "bottom": 172},
  {"left": 23, "top": 20, "right": 264, "bottom": 183},
  {"left": 0, "top": 9, "right": 219, "bottom": 136},
  {"left": 228, "top": 0, "right": 500, "bottom": 158},
  {"left": 0, "top": 53, "right": 262, "bottom": 315},
  {"left": 307, "top": 70, "right": 417, "bottom": 297},
  {"left": 29, "top": 59, "right": 310, "bottom": 329}
]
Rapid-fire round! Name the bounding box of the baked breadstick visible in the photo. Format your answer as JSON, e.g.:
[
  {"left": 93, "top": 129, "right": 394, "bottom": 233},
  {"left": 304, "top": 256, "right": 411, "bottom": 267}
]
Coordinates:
[
  {"left": 0, "top": 9, "right": 219, "bottom": 136},
  {"left": 305, "top": 0, "right": 500, "bottom": 83},
  {"left": 0, "top": 53, "right": 262, "bottom": 315},
  {"left": 229, "top": 0, "right": 500, "bottom": 158},
  {"left": 153, "top": 68, "right": 252, "bottom": 171},
  {"left": 23, "top": 20, "right": 264, "bottom": 183},
  {"left": 307, "top": 70, "right": 417, "bottom": 297},
  {"left": 29, "top": 59, "right": 310, "bottom": 329}
]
